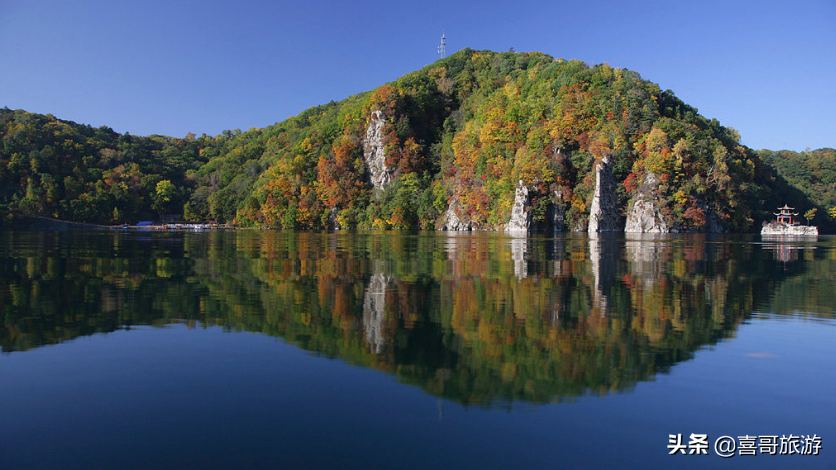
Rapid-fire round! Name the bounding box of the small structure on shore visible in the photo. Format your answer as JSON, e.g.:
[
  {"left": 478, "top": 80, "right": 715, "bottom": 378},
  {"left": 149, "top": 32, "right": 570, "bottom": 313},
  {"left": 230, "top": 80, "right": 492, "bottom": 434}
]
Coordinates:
[{"left": 761, "top": 205, "right": 818, "bottom": 236}]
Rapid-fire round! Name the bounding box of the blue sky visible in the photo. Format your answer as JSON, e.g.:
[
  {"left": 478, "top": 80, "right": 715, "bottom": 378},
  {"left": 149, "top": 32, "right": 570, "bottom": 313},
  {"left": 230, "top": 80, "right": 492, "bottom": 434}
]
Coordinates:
[{"left": 1, "top": 0, "right": 833, "bottom": 151}]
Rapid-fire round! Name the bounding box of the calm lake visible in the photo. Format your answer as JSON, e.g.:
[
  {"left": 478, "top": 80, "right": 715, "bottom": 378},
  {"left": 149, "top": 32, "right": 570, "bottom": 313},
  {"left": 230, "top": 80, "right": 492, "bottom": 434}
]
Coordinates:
[{"left": 1, "top": 230, "right": 834, "bottom": 469}]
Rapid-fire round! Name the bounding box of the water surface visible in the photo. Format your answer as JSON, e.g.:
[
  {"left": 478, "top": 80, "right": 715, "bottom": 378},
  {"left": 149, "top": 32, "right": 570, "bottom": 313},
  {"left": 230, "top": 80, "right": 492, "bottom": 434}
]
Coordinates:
[{"left": 1, "top": 230, "right": 834, "bottom": 469}]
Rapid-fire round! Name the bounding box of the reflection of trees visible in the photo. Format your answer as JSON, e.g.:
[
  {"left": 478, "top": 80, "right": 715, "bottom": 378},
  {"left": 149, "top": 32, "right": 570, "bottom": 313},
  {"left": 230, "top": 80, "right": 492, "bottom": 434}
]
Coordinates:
[
  {"left": 2, "top": 231, "right": 830, "bottom": 405},
  {"left": 759, "top": 235, "right": 835, "bottom": 317}
]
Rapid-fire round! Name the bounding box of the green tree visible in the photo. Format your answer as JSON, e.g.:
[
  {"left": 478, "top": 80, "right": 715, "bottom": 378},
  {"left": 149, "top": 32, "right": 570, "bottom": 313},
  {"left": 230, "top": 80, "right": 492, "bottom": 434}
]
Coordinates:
[
  {"left": 155, "top": 180, "right": 175, "bottom": 203},
  {"left": 804, "top": 208, "right": 817, "bottom": 226},
  {"left": 154, "top": 179, "right": 176, "bottom": 215}
]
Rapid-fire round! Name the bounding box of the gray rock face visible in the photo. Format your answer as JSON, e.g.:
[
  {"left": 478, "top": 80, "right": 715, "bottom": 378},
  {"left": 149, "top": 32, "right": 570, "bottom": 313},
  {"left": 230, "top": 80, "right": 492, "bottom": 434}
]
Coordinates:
[
  {"left": 704, "top": 214, "right": 726, "bottom": 234},
  {"left": 761, "top": 223, "right": 818, "bottom": 236},
  {"left": 439, "top": 200, "right": 472, "bottom": 231},
  {"left": 624, "top": 173, "right": 728, "bottom": 233},
  {"left": 588, "top": 156, "right": 620, "bottom": 233},
  {"left": 551, "top": 189, "right": 566, "bottom": 232},
  {"left": 625, "top": 172, "right": 669, "bottom": 233},
  {"left": 694, "top": 199, "right": 728, "bottom": 233},
  {"left": 505, "top": 181, "right": 531, "bottom": 234},
  {"left": 327, "top": 207, "right": 341, "bottom": 230},
  {"left": 363, "top": 110, "right": 392, "bottom": 190},
  {"left": 572, "top": 220, "right": 587, "bottom": 232}
]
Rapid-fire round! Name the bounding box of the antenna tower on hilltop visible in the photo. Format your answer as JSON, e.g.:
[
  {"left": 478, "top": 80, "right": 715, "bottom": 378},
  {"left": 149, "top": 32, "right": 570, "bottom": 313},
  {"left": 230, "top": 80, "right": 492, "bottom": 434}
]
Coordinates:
[{"left": 438, "top": 33, "right": 446, "bottom": 59}]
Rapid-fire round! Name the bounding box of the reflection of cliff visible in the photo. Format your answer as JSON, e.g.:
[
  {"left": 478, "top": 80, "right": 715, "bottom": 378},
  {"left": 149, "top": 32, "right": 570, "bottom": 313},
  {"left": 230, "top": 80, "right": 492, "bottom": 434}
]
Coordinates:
[
  {"left": 588, "top": 236, "right": 618, "bottom": 316},
  {"left": 363, "top": 271, "right": 390, "bottom": 354},
  {"left": 625, "top": 233, "right": 668, "bottom": 288},
  {"left": 2, "top": 231, "right": 825, "bottom": 405},
  {"left": 508, "top": 236, "right": 528, "bottom": 279}
]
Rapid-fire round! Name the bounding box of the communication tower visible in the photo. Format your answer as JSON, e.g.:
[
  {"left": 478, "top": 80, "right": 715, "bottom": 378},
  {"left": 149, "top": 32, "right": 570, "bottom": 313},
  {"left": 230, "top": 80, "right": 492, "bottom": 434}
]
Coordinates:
[{"left": 438, "top": 33, "right": 446, "bottom": 59}]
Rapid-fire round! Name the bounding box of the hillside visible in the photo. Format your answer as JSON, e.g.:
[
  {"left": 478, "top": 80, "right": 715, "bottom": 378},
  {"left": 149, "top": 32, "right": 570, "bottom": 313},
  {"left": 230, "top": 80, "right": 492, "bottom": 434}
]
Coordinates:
[
  {"left": 0, "top": 109, "right": 208, "bottom": 224},
  {"left": 1, "top": 49, "right": 829, "bottom": 232},
  {"left": 758, "top": 148, "right": 836, "bottom": 228}
]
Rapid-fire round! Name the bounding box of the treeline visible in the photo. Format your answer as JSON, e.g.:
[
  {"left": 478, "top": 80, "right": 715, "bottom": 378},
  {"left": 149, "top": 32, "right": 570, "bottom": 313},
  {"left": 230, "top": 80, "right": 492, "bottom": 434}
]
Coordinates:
[{"left": 1, "top": 49, "right": 830, "bottom": 231}]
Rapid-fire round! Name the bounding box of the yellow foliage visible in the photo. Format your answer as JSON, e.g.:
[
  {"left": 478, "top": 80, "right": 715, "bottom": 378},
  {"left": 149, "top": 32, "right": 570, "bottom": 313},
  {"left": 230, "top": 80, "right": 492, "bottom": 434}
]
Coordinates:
[
  {"left": 513, "top": 146, "right": 554, "bottom": 185},
  {"left": 644, "top": 129, "right": 673, "bottom": 176},
  {"left": 300, "top": 137, "right": 312, "bottom": 153},
  {"left": 571, "top": 193, "right": 586, "bottom": 214},
  {"left": 527, "top": 68, "right": 538, "bottom": 81},
  {"left": 336, "top": 210, "right": 352, "bottom": 229},
  {"left": 674, "top": 190, "right": 688, "bottom": 206},
  {"left": 504, "top": 82, "right": 519, "bottom": 98},
  {"left": 645, "top": 127, "right": 669, "bottom": 154},
  {"left": 428, "top": 66, "right": 447, "bottom": 81}
]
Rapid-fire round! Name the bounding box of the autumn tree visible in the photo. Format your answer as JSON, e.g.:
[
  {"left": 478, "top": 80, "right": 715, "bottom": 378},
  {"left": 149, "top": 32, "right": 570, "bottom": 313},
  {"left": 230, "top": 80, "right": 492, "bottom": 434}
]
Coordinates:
[{"left": 804, "top": 208, "right": 817, "bottom": 226}]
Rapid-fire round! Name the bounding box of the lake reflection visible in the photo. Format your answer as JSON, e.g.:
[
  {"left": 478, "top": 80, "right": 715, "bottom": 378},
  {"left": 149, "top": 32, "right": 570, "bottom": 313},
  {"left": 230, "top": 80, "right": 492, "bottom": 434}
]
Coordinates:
[{"left": 3, "top": 230, "right": 831, "bottom": 406}]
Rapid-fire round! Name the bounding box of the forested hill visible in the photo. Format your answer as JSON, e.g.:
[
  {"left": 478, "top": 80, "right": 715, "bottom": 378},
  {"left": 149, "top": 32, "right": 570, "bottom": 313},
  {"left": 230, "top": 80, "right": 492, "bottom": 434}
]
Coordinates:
[
  {"left": 0, "top": 109, "right": 208, "bottom": 224},
  {"left": 1, "top": 49, "right": 830, "bottom": 232},
  {"left": 758, "top": 148, "right": 836, "bottom": 226}
]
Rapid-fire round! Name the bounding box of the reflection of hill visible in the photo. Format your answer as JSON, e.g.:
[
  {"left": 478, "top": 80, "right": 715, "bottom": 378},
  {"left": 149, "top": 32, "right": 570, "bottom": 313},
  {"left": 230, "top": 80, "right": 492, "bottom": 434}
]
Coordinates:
[
  {"left": 1, "top": 231, "right": 823, "bottom": 405},
  {"left": 758, "top": 239, "right": 836, "bottom": 317}
]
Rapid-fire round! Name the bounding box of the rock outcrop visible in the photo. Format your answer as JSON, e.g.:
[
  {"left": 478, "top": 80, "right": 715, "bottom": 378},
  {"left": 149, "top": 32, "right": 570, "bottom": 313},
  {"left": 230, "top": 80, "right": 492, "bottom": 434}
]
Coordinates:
[
  {"left": 588, "top": 156, "right": 620, "bottom": 233},
  {"left": 549, "top": 189, "right": 566, "bottom": 232},
  {"left": 363, "top": 110, "right": 392, "bottom": 190},
  {"left": 326, "top": 207, "right": 342, "bottom": 230},
  {"left": 505, "top": 181, "right": 531, "bottom": 234},
  {"left": 439, "top": 199, "right": 472, "bottom": 231},
  {"left": 761, "top": 223, "right": 818, "bottom": 236},
  {"left": 698, "top": 200, "right": 727, "bottom": 233},
  {"left": 625, "top": 173, "right": 728, "bottom": 233},
  {"left": 703, "top": 215, "right": 726, "bottom": 233},
  {"left": 625, "top": 172, "right": 669, "bottom": 233}
]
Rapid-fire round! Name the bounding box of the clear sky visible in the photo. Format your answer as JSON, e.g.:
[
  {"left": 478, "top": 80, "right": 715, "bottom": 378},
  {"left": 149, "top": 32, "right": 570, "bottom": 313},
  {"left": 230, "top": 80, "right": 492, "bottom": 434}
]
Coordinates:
[{"left": 1, "top": 0, "right": 833, "bottom": 151}]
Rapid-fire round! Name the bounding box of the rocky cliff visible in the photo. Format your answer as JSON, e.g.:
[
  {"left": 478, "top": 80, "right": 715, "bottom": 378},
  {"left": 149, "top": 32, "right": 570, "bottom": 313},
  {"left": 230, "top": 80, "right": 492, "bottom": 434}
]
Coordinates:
[
  {"left": 363, "top": 110, "right": 392, "bottom": 190},
  {"left": 439, "top": 200, "right": 473, "bottom": 231},
  {"left": 625, "top": 172, "right": 669, "bottom": 233},
  {"left": 698, "top": 200, "right": 727, "bottom": 233},
  {"left": 505, "top": 181, "right": 531, "bottom": 234},
  {"left": 550, "top": 189, "right": 566, "bottom": 232},
  {"left": 588, "top": 156, "right": 620, "bottom": 233},
  {"left": 326, "top": 207, "right": 342, "bottom": 230}
]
